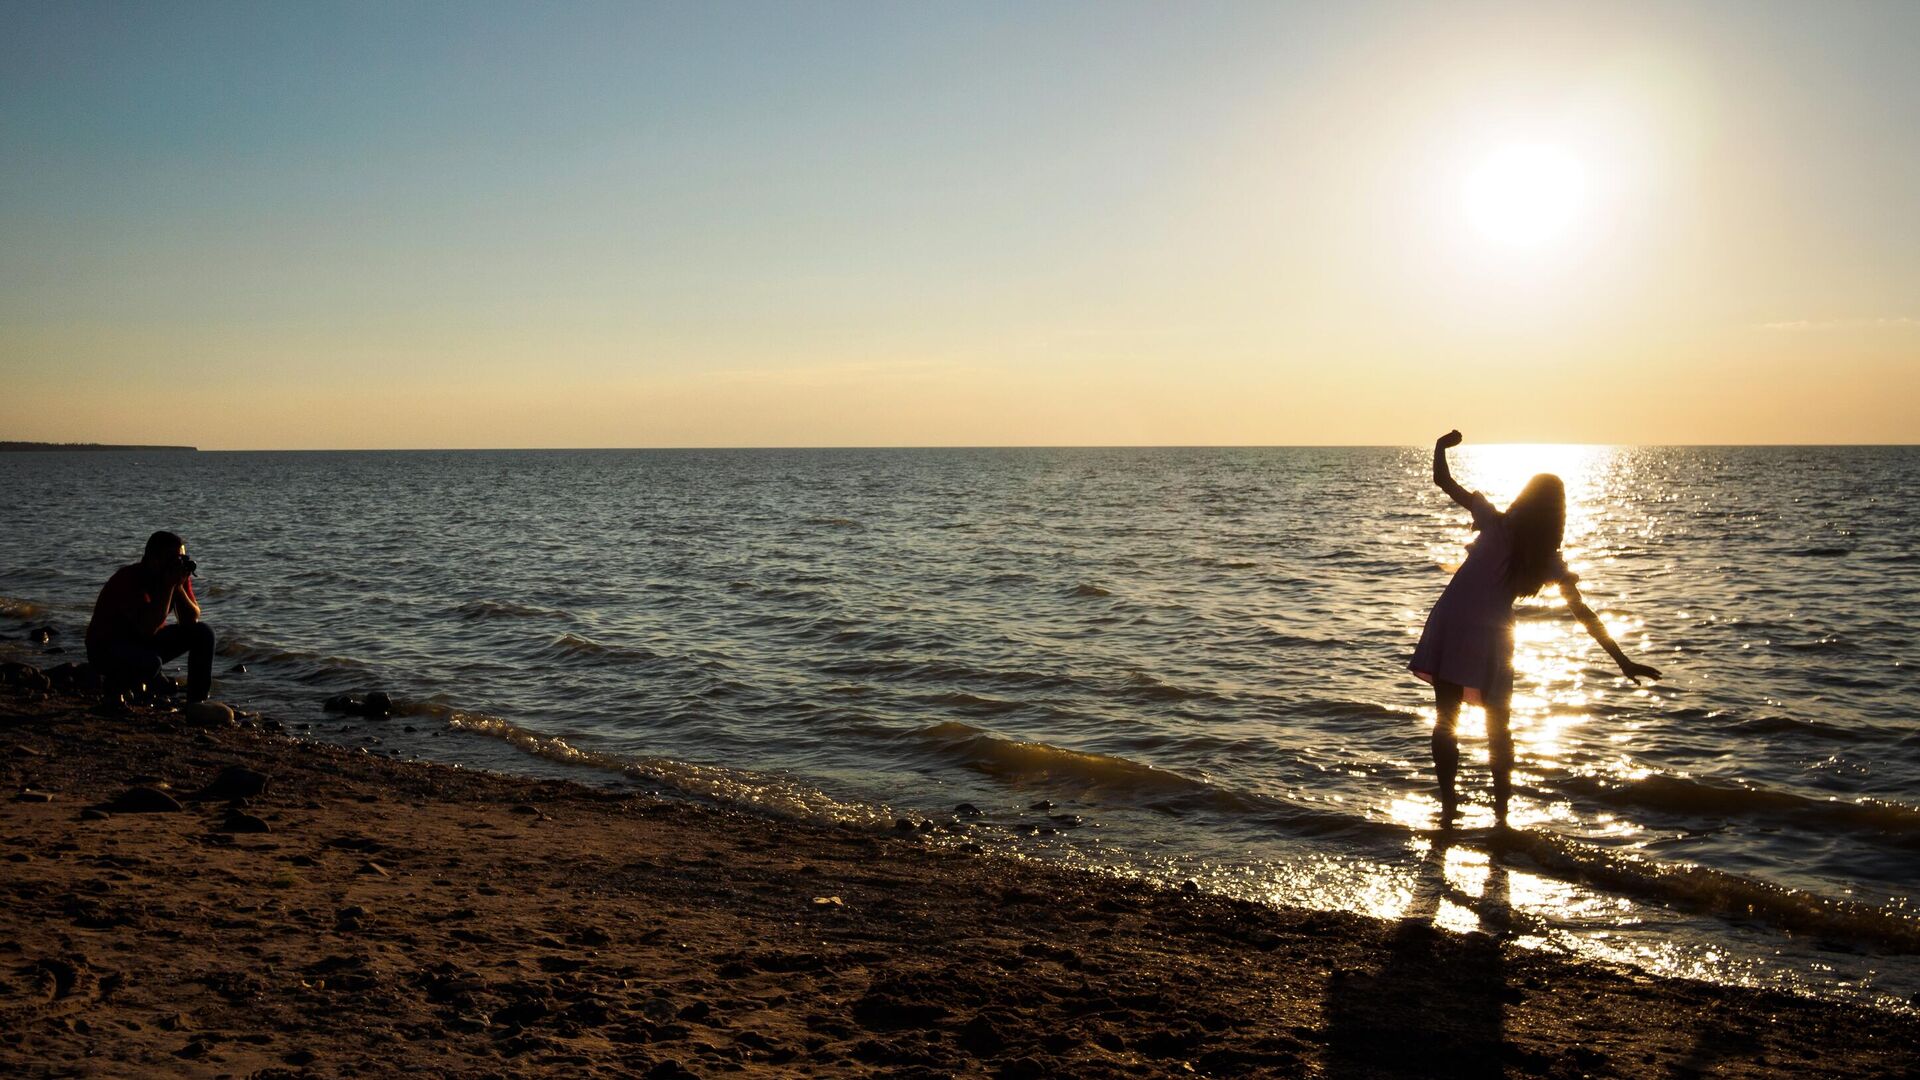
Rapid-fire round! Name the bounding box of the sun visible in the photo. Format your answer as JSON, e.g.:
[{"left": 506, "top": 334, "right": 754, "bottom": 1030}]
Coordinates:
[{"left": 1460, "top": 142, "right": 1589, "bottom": 251}]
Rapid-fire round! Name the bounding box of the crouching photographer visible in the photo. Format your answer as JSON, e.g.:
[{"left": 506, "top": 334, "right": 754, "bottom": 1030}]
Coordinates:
[{"left": 85, "top": 530, "right": 215, "bottom": 703}]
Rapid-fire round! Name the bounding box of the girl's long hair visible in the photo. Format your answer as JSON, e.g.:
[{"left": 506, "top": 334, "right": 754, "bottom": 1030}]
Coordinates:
[{"left": 1505, "top": 474, "right": 1565, "bottom": 597}]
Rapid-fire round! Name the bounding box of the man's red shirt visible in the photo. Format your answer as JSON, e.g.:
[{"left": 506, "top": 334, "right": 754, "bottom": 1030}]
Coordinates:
[{"left": 86, "top": 564, "right": 194, "bottom": 652}]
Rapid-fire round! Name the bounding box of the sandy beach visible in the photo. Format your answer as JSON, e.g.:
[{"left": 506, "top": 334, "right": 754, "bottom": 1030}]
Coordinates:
[{"left": 1, "top": 664, "right": 1914, "bottom": 1079}]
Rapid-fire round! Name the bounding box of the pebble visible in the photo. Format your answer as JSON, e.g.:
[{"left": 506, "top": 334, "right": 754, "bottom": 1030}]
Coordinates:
[
  {"left": 189, "top": 766, "right": 271, "bottom": 803},
  {"left": 323, "top": 691, "right": 396, "bottom": 717},
  {"left": 14, "top": 790, "right": 54, "bottom": 803},
  {"left": 218, "top": 811, "right": 270, "bottom": 834},
  {"left": 104, "top": 786, "right": 183, "bottom": 814},
  {"left": 183, "top": 701, "right": 235, "bottom": 727}
]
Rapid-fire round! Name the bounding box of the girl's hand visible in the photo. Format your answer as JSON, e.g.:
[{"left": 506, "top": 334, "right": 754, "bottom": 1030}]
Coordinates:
[
  {"left": 1619, "top": 661, "right": 1662, "bottom": 683},
  {"left": 1436, "top": 430, "right": 1463, "bottom": 449}
]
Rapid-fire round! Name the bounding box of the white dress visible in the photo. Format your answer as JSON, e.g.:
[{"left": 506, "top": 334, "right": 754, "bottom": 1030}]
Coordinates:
[{"left": 1409, "top": 493, "right": 1567, "bottom": 706}]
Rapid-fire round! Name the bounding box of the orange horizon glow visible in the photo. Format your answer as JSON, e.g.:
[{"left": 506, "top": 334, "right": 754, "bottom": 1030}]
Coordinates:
[{"left": 3, "top": 3, "right": 1916, "bottom": 450}]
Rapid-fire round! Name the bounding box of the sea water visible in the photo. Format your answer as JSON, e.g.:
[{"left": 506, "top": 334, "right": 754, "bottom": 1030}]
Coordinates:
[{"left": 2, "top": 445, "right": 1915, "bottom": 1008}]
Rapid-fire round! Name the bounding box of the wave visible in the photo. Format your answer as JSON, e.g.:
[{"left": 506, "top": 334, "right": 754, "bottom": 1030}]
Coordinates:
[
  {"left": 819, "top": 656, "right": 1082, "bottom": 694},
  {"left": 1796, "top": 547, "right": 1851, "bottom": 558},
  {"left": 213, "top": 633, "right": 370, "bottom": 678},
  {"left": 829, "top": 629, "right": 916, "bottom": 651},
  {"left": 539, "top": 633, "right": 662, "bottom": 665},
  {"left": 1070, "top": 583, "right": 1112, "bottom": 598},
  {"left": 1712, "top": 712, "right": 1870, "bottom": 742},
  {"left": 442, "top": 712, "right": 893, "bottom": 827},
  {"left": 1299, "top": 698, "right": 1426, "bottom": 725},
  {"left": 1248, "top": 625, "right": 1343, "bottom": 650},
  {"left": 892, "top": 721, "right": 1391, "bottom": 841},
  {"left": 1117, "top": 671, "right": 1228, "bottom": 705},
  {"left": 0, "top": 597, "right": 45, "bottom": 620},
  {"left": 902, "top": 720, "right": 1259, "bottom": 808},
  {"left": 1556, "top": 771, "right": 1920, "bottom": 839},
  {"left": 1502, "top": 830, "right": 1920, "bottom": 953},
  {"left": 457, "top": 599, "right": 572, "bottom": 622},
  {"left": 801, "top": 516, "right": 862, "bottom": 529},
  {"left": 915, "top": 690, "right": 1034, "bottom": 716}
]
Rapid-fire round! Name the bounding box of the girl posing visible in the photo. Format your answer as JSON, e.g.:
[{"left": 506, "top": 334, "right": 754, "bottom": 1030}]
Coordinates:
[{"left": 1410, "top": 431, "right": 1660, "bottom": 825}]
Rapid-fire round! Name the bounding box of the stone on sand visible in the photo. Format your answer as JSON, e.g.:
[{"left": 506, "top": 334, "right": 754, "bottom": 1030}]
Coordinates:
[
  {"left": 104, "top": 786, "right": 183, "bottom": 814},
  {"left": 217, "top": 811, "right": 270, "bottom": 834},
  {"left": 183, "top": 701, "right": 234, "bottom": 727},
  {"left": 188, "top": 765, "right": 271, "bottom": 803}
]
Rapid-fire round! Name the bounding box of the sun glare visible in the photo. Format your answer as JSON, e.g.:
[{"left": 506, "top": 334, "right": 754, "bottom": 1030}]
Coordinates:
[{"left": 1461, "top": 143, "right": 1589, "bottom": 251}]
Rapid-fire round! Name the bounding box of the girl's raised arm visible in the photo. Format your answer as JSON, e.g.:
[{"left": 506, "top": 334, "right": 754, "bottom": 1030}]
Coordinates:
[
  {"left": 1432, "top": 430, "right": 1474, "bottom": 510},
  {"left": 1557, "top": 578, "right": 1662, "bottom": 683}
]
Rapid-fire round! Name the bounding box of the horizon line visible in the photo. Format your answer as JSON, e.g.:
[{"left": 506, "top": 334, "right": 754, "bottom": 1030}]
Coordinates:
[{"left": 10, "top": 441, "right": 1919, "bottom": 453}]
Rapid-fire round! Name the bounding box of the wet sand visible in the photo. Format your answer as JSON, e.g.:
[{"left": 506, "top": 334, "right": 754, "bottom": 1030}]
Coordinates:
[{"left": 1, "top": 670, "right": 1915, "bottom": 1078}]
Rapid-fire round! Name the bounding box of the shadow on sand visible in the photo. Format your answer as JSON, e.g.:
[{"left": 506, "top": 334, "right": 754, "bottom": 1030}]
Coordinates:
[{"left": 1322, "top": 829, "right": 1515, "bottom": 1078}]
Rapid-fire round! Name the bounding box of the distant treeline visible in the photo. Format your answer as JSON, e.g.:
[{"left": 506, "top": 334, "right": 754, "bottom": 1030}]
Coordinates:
[{"left": 0, "top": 442, "right": 197, "bottom": 452}]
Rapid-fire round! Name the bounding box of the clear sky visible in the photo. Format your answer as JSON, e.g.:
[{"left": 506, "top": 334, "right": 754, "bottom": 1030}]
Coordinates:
[{"left": 3, "top": 0, "right": 1916, "bottom": 448}]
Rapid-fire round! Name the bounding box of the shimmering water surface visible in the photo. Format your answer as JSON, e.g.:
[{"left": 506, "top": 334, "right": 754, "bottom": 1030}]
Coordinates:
[{"left": 3, "top": 446, "right": 1916, "bottom": 1007}]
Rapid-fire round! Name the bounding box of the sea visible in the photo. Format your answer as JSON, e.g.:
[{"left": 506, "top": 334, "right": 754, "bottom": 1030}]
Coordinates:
[{"left": 2, "top": 445, "right": 1915, "bottom": 1010}]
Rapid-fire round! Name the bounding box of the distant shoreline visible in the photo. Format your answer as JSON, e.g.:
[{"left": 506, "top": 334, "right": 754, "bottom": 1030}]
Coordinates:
[{"left": 0, "top": 441, "right": 197, "bottom": 453}]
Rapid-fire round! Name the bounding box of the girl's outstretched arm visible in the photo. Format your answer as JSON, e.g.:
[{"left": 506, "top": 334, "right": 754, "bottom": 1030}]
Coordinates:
[
  {"left": 1432, "top": 430, "right": 1474, "bottom": 510},
  {"left": 1557, "top": 578, "right": 1662, "bottom": 682}
]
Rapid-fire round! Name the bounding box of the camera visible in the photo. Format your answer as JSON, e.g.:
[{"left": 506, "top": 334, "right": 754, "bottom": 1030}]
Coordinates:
[{"left": 182, "top": 556, "right": 198, "bottom": 577}]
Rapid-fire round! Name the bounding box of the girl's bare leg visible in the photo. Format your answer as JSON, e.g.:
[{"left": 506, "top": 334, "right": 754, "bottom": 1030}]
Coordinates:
[
  {"left": 1486, "top": 691, "right": 1514, "bottom": 827},
  {"left": 1431, "top": 681, "right": 1463, "bottom": 821}
]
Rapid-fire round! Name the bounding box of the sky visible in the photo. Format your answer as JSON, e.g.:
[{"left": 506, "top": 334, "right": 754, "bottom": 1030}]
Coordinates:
[{"left": 2, "top": 0, "right": 1916, "bottom": 448}]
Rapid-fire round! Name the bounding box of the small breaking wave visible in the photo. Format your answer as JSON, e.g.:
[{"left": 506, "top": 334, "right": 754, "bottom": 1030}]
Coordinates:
[
  {"left": 1070, "top": 583, "right": 1113, "bottom": 598},
  {"left": 1503, "top": 830, "right": 1920, "bottom": 952},
  {"left": 819, "top": 656, "right": 1082, "bottom": 694},
  {"left": 214, "top": 633, "right": 370, "bottom": 678},
  {"left": 1712, "top": 712, "right": 1870, "bottom": 742},
  {"left": 1557, "top": 771, "right": 1920, "bottom": 839},
  {"left": 0, "top": 597, "right": 45, "bottom": 620},
  {"left": 539, "top": 633, "right": 662, "bottom": 665},
  {"left": 443, "top": 712, "right": 894, "bottom": 827},
  {"left": 1300, "top": 698, "right": 1423, "bottom": 725},
  {"left": 1117, "top": 671, "right": 1228, "bottom": 705},
  {"left": 902, "top": 720, "right": 1255, "bottom": 807},
  {"left": 893, "top": 721, "right": 1389, "bottom": 842}
]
